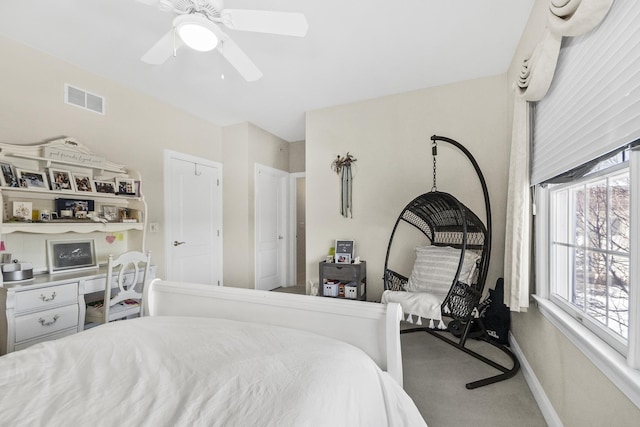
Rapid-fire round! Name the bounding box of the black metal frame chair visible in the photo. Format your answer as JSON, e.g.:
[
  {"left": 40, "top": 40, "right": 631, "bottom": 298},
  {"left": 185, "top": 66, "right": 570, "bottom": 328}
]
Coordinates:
[{"left": 383, "top": 135, "right": 519, "bottom": 389}]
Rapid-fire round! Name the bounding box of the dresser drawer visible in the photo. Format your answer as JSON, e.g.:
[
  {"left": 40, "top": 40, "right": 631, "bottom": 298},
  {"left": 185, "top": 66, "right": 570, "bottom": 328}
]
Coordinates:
[
  {"left": 15, "top": 304, "right": 79, "bottom": 343},
  {"left": 13, "top": 329, "right": 76, "bottom": 352},
  {"left": 14, "top": 282, "right": 78, "bottom": 313}
]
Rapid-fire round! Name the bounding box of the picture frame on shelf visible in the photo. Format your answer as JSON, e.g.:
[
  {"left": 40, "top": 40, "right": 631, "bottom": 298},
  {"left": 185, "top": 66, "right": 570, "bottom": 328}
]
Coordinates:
[
  {"left": 15, "top": 168, "right": 48, "bottom": 190},
  {"left": 115, "top": 177, "right": 136, "bottom": 195},
  {"left": 48, "top": 168, "right": 75, "bottom": 192},
  {"left": 47, "top": 239, "right": 98, "bottom": 274},
  {"left": 94, "top": 180, "right": 116, "bottom": 194},
  {"left": 12, "top": 201, "right": 32, "bottom": 220},
  {"left": 0, "top": 162, "right": 19, "bottom": 187},
  {"left": 55, "top": 198, "right": 95, "bottom": 217},
  {"left": 335, "top": 254, "right": 352, "bottom": 264},
  {"left": 102, "top": 205, "right": 118, "bottom": 222},
  {"left": 73, "top": 173, "right": 94, "bottom": 192}
]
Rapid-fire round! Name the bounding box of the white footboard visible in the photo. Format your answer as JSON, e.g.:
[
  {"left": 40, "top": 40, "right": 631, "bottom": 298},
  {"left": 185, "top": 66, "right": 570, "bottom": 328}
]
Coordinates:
[{"left": 145, "top": 279, "right": 404, "bottom": 386}]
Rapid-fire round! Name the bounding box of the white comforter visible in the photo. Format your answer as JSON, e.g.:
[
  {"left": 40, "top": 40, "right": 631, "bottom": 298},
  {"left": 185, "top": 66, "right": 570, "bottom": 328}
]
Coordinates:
[{"left": 0, "top": 316, "right": 427, "bottom": 427}]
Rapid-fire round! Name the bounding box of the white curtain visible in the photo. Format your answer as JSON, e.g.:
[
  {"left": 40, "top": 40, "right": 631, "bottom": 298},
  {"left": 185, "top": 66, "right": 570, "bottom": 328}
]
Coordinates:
[{"left": 503, "top": 0, "right": 614, "bottom": 311}]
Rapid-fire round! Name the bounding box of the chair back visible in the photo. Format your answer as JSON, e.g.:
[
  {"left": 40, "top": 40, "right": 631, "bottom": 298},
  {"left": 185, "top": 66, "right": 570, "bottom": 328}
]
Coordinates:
[{"left": 103, "top": 251, "right": 151, "bottom": 322}]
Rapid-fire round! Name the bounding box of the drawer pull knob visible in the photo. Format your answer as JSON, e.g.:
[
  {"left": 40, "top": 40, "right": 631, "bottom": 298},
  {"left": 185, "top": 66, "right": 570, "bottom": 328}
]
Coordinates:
[
  {"left": 38, "top": 315, "right": 60, "bottom": 326},
  {"left": 40, "top": 292, "right": 57, "bottom": 302}
]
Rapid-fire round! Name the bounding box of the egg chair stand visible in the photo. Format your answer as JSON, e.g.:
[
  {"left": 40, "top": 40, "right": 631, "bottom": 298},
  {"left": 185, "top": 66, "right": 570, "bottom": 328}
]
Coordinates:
[{"left": 383, "top": 135, "right": 519, "bottom": 389}]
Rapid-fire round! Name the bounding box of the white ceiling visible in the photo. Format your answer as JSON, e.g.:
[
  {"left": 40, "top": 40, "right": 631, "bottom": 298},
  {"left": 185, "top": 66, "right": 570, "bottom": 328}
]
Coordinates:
[{"left": 0, "top": 0, "right": 534, "bottom": 142}]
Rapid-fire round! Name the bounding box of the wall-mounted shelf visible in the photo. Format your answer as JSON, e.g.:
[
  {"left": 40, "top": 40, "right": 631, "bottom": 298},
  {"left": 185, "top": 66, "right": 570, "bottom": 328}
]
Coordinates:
[
  {"left": 0, "top": 187, "right": 141, "bottom": 202},
  {"left": 1, "top": 221, "right": 144, "bottom": 235},
  {"left": 0, "top": 137, "right": 148, "bottom": 275},
  {"left": 5, "top": 153, "right": 127, "bottom": 175}
]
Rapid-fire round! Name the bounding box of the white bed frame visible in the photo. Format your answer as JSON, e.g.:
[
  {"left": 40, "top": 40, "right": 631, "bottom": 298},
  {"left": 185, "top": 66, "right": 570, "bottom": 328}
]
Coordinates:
[{"left": 145, "top": 279, "right": 405, "bottom": 386}]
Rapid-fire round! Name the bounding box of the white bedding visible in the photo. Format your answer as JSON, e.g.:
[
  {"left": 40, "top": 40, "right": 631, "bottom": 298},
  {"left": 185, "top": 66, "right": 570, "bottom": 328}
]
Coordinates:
[{"left": 0, "top": 316, "right": 426, "bottom": 427}]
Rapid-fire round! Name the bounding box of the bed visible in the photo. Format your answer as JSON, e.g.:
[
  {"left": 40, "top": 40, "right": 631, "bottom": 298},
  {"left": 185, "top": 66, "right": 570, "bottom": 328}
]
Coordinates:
[{"left": 0, "top": 279, "right": 427, "bottom": 426}]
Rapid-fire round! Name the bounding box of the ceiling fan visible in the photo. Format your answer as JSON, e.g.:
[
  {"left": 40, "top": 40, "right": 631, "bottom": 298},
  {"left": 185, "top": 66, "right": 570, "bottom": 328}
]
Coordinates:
[{"left": 137, "top": 0, "right": 308, "bottom": 81}]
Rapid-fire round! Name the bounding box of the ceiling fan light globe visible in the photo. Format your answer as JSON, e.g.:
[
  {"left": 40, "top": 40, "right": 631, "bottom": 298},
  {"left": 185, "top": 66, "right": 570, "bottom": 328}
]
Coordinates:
[{"left": 178, "top": 23, "right": 218, "bottom": 52}]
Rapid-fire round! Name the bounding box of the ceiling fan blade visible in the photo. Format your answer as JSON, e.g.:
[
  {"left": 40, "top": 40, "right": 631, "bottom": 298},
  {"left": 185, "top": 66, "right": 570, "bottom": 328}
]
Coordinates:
[
  {"left": 217, "top": 37, "right": 263, "bottom": 81},
  {"left": 220, "top": 10, "right": 308, "bottom": 37},
  {"left": 141, "top": 29, "right": 182, "bottom": 65}
]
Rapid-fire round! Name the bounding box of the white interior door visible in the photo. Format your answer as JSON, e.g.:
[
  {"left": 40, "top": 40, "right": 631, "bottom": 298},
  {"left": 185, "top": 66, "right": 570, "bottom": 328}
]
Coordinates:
[
  {"left": 164, "top": 151, "right": 222, "bottom": 285},
  {"left": 255, "top": 164, "right": 288, "bottom": 291}
]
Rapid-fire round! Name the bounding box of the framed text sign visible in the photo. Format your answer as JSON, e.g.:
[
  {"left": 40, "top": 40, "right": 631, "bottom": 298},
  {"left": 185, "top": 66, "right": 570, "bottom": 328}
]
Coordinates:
[
  {"left": 47, "top": 239, "right": 98, "bottom": 274},
  {"left": 335, "top": 239, "right": 355, "bottom": 264}
]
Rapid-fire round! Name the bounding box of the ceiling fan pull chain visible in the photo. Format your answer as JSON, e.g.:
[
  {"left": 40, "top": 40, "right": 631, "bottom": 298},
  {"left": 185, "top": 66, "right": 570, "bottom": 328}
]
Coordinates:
[{"left": 172, "top": 27, "right": 177, "bottom": 57}]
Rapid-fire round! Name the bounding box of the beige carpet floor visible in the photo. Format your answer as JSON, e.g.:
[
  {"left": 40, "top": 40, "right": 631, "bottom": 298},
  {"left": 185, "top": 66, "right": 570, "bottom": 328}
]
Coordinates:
[{"left": 401, "top": 325, "right": 547, "bottom": 427}]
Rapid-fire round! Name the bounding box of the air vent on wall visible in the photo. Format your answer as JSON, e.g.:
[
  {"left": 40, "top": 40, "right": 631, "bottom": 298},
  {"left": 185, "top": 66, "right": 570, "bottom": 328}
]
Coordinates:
[{"left": 64, "top": 84, "right": 105, "bottom": 115}]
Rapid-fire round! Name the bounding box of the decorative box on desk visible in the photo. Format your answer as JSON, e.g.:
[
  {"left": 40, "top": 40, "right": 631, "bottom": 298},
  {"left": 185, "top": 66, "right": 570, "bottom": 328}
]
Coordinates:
[{"left": 319, "top": 261, "right": 366, "bottom": 301}]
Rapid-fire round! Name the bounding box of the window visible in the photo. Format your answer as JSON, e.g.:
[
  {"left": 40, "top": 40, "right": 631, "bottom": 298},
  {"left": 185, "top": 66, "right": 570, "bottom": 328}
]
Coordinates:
[
  {"left": 548, "top": 156, "right": 630, "bottom": 355},
  {"left": 535, "top": 150, "right": 640, "bottom": 405}
]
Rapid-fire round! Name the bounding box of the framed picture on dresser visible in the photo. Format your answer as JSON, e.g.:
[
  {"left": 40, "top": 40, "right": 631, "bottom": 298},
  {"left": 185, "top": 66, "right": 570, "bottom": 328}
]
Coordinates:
[
  {"left": 48, "top": 168, "right": 75, "bottom": 192},
  {"left": 15, "top": 169, "right": 48, "bottom": 190},
  {"left": 0, "top": 162, "right": 19, "bottom": 187},
  {"left": 73, "top": 173, "right": 94, "bottom": 192},
  {"left": 47, "top": 239, "right": 98, "bottom": 274}
]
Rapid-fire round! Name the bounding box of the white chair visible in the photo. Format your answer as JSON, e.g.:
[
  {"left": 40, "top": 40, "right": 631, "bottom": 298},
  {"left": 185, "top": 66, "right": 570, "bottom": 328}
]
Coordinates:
[{"left": 85, "top": 251, "right": 151, "bottom": 325}]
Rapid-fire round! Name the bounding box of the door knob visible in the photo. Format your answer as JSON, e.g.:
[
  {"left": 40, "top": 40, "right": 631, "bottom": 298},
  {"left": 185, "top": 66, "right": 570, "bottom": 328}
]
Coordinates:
[
  {"left": 278, "top": 236, "right": 284, "bottom": 240},
  {"left": 173, "top": 241, "right": 186, "bottom": 246}
]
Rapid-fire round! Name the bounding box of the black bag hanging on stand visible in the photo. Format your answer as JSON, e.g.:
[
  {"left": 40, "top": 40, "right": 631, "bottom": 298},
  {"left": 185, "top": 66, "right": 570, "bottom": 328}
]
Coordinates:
[{"left": 482, "top": 278, "right": 511, "bottom": 345}]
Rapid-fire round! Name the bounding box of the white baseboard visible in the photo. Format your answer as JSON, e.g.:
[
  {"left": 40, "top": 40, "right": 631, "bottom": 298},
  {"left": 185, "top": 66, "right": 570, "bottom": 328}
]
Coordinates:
[{"left": 509, "top": 333, "right": 563, "bottom": 427}]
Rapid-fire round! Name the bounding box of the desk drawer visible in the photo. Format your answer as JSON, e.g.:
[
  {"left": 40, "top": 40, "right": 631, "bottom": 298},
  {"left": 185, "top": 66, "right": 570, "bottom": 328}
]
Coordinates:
[
  {"left": 15, "top": 304, "right": 79, "bottom": 343},
  {"left": 83, "top": 273, "right": 138, "bottom": 294},
  {"left": 15, "top": 282, "right": 78, "bottom": 313}
]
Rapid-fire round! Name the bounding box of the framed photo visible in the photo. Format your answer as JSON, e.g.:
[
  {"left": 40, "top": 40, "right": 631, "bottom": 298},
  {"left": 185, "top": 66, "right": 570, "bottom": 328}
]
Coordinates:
[
  {"left": 335, "top": 254, "right": 352, "bottom": 264},
  {"left": 15, "top": 168, "right": 48, "bottom": 190},
  {"left": 116, "top": 177, "right": 136, "bottom": 195},
  {"left": 94, "top": 180, "right": 116, "bottom": 194},
  {"left": 335, "top": 239, "right": 355, "bottom": 263},
  {"left": 73, "top": 173, "right": 94, "bottom": 192},
  {"left": 48, "top": 168, "right": 75, "bottom": 192},
  {"left": 12, "top": 201, "right": 32, "bottom": 220},
  {"left": 55, "top": 198, "right": 95, "bottom": 217},
  {"left": 102, "top": 205, "right": 118, "bottom": 221},
  {"left": 0, "top": 162, "right": 19, "bottom": 187},
  {"left": 47, "top": 239, "right": 98, "bottom": 274}
]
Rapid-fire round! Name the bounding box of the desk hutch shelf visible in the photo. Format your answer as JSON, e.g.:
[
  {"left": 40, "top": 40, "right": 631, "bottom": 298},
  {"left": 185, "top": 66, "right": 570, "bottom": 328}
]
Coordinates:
[{"left": 0, "top": 137, "right": 149, "bottom": 354}]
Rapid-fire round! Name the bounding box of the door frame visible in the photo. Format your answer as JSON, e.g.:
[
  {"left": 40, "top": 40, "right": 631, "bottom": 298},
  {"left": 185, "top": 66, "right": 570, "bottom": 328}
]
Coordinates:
[
  {"left": 163, "top": 149, "right": 223, "bottom": 283},
  {"left": 289, "top": 172, "right": 305, "bottom": 288},
  {"left": 254, "top": 163, "right": 289, "bottom": 289}
]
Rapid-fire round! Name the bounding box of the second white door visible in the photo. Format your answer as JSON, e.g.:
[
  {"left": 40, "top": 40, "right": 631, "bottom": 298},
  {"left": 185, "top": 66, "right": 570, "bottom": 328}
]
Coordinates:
[{"left": 255, "top": 164, "right": 288, "bottom": 291}]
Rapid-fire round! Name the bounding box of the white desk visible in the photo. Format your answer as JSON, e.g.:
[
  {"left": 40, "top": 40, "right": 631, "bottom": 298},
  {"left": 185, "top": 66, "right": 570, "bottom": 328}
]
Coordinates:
[{"left": 0, "top": 266, "right": 156, "bottom": 355}]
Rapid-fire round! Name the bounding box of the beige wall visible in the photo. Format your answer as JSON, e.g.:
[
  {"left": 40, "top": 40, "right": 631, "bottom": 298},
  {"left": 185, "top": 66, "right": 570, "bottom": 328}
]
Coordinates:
[
  {"left": 0, "top": 36, "right": 290, "bottom": 289},
  {"left": 306, "top": 75, "right": 509, "bottom": 301},
  {"left": 0, "top": 36, "right": 222, "bottom": 279},
  {"left": 289, "top": 140, "right": 306, "bottom": 173},
  {"left": 507, "top": 1, "right": 640, "bottom": 424},
  {"left": 222, "top": 122, "right": 289, "bottom": 288}
]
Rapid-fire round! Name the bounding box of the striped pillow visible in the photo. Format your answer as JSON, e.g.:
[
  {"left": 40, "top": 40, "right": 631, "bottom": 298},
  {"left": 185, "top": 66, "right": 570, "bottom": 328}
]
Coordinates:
[{"left": 405, "top": 246, "right": 479, "bottom": 295}]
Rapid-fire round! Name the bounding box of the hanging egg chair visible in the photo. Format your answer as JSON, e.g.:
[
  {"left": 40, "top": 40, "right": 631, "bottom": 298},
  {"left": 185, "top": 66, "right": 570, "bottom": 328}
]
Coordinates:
[{"left": 381, "top": 135, "right": 519, "bottom": 389}]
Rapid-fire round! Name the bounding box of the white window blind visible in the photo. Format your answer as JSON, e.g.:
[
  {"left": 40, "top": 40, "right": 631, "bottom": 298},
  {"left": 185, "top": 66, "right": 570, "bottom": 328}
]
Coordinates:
[{"left": 532, "top": 0, "right": 640, "bottom": 185}]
